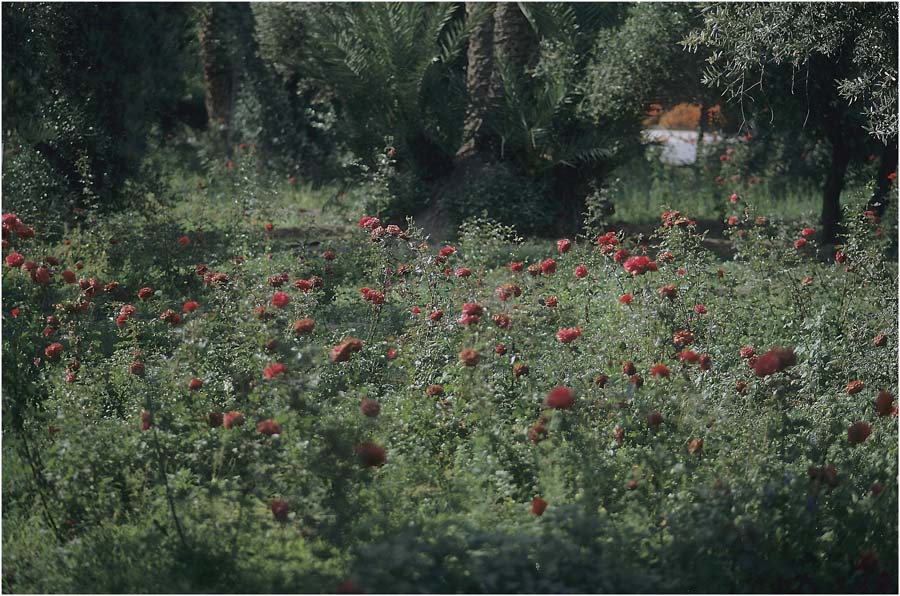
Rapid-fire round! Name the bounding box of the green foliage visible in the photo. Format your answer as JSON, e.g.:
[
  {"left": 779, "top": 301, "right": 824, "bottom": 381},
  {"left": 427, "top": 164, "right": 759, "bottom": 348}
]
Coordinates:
[
  {"left": 683, "top": 2, "right": 898, "bottom": 142},
  {"left": 3, "top": 168, "right": 897, "bottom": 591},
  {"left": 2, "top": 3, "right": 199, "bottom": 216}
]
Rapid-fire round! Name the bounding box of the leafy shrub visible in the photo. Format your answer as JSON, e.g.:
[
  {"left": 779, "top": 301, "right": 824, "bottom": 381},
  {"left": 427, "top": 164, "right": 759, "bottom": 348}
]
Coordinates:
[{"left": 2, "top": 174, "right": 897, "bottom": 593}]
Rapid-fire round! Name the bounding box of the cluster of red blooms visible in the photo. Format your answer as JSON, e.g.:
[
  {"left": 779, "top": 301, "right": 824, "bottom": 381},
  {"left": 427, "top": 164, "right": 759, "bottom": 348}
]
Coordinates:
[
  {"left": 458, "top": 302, "right": 483, "bottom": 326},
  {"left": 677, "top": 350, "right": 712, "bottom": 371},
  {"left": 294, "top": 276, "right": 323, "bottom": 291},
  {"left": 195, "top": 263, "right": 230, "bottom": 287},
  {"left": 2, "top": 213, "right": 35, "bottom": 241},
  {"left": 596, "top": 231, "right": 619, "bottom": 254},
  {"left": 359, "top": 287, "right": 386, "bottom": 305},
  {"left": 268, "top": 272, "right": 290, "bottom": 287},
  {"left": 623, "top": 255, "right": 658, "bottom": 276},
  {"left": 359, "top": 216, "right": 408, "bottom": 242},
  {"left": 794, "top": 227, "right": 815, "bottom": 249},
  {"left": 160, "top": 309, "right": 182, "bottom": 325},
  {"left": 495, "top": 283, "right": 522, "bottom": 301},
  {"left": 117, "top": 304, "right": 137, "bottom": 327},
  {"left": 264, "top": 363, "right": 287, "bottom": 379}
]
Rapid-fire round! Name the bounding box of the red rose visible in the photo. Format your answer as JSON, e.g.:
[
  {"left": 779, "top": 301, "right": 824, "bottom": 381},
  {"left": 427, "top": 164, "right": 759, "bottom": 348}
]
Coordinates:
[
  {"left": 5, "top": 252, "right": 24, "bottom": 268},
  {"left": 458, "top": 313, "right": 480, "bottom": 326},
  {"left": 137, "top": 287, "right": 153, "bottom": 301},
  {"left": 493, "top": 313, "right": 511, "bottom": 328},
  {"left": 271, "top": 498, "right": 289, "bottom": 522},
  {"left": 160, "top": 309, "right": 182, "bottom": 325},
  {"left": 528, "top": 423, "right": 547, "bottom": 443},
  {"left": 355, "top": 441, "right": 386, "bottom": 467},
  {"left": 658, "top": 284, "right": 677, "bottom": 300},
  {"left": 459, "top": 303, "right": 482, "bottom": 317},
  {"left": 292, "top": 318, "right": 315, "bottom": 334},
  {"left": 545, "top": 386, "right": 575, "bottom": 409},
  {"left": 596, "top": 231, "right": 619, "bottom": 251},
  {"left": 727, "top": 216, "right": 739, "bottom": 226},
  {"left": 531, "top": 496, "right": 548, "bottom": 516},
  {"left": 330, "top": 338, "right": 364, "bottom": 363},
  {"left": 540, "top": 258, "right": 557, "bottom": 275},
  {"left": 845, "top": 380, "right": 864, "bottom": 395},
  {"left": 264, "top": 363, "right": 287, "bottom": 379},
  {"left": 847, "top": 421, "right": 872, "bottom": 445},
  {"left": 513, "top": 363, "right": 529, "bottom": 378},
  {"left": 678, "top": 350, "right": 700, "bottom": 364},
  {"left": 650, "top": 363, "right": 670, "bottom": 378},
  {"left": 454, "top": 267, "right": 471, "bottom": 278},
  {"left": 800, "top": 227, "right": 815, "bottom": 238},
  {"left": 272, "top": 292, "right": 290, "bottom": 308},
  {"left": 623, "top": 256, "right": 657, "bottom": 276},
  {"left": 873, "top": 332, "right": 887, "bottom": 347},
  {"left": 178, "top": 236, "right": 190, "bottom": 246},
  {"left": 130, "top": 361, "right": 145, "bottom": 377},
  {"left": 835, "top": 250, "right": 847, "bottom": 264},
  {"left": 31, "top": 266, "right": 52, "bottom": 284},
  {"left": 459, "top": 348, "right": 480, "bottom": 367},
  {"left": 360, "top": 399, "right": 381, "bottom": 417},
  {"left": 257, "top": 419, "right": 282, "bottom": 436},
  {"left": 358, "top": 216, "right": 381, "bottom": 229},
  {"left": 322, "top": 250, "right": 336, "bottom": 261},
  {"left": 729, "top": 193, "right": 739, "bottom": 203},
  {"left": 739, "top": 346, "right": 755, "bottom": 359},
  {"left": 44, "top": 342, "right": 63, "bottom": 359},
  {"left": 293, "top": 279, "right": 313, "bottom": 291},
  {"left": 622, "top": 361, "right": 636, "bottom": 376},
  {"left": 575, "top": 265, "right": 588, "bottom": 278},
  {"left": 494, "top": 343, "right": 507, "bottom": 356},
  {"left": 265, "top": 223, "right": 274, "bottom": 232},
  {"left": 794, "top": 238, "right": 807, "bottom": 249},
  {"left": 224, "top": 411, "right": 245, "bottom": 429},
  {"left": 594, "top": 374, "right": 609, "bottom": 388},
  {"left": 439, "top": 246, "right": 457, "bottom": 258},
  {"left": 753, "top": 347, "right": 796, "bottom": 377},
  {"left": 182, "top": 301, "right": 200, "bottom": 313},
  {"left": 426, "top": 384, "right": 444, "bottom": 397},
  {"left": 544, "top": 296, "right": 558, "bottom": 308},
  {"left": 429, "top": 309, "right": 443, "bottom": 322},
  {"left": 619, "top": 293, "right": 634, "bottom": 305},
  {"left": 875, "top": 390, "right": 894, "bottom": 416},
  {"left": 61, "top": 270, "right": 76, "bottom": 284},
  {"left": 555, "top": 327, "right": 582, "bottom": 344},
  {"left": 510, "top": 261, "right": 524, "bottom": 273},
  {"left": 694, "top": 304, "right": 707, "bottom": 314},
  {"left": 556, "top": 239, "right": 572, "bottom": 254}
]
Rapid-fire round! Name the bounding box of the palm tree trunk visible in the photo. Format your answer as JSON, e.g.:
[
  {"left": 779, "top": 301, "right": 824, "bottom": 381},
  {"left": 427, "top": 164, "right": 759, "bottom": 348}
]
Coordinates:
[{"left": 457, "top": 2, "right": 496, "bottom": 161}]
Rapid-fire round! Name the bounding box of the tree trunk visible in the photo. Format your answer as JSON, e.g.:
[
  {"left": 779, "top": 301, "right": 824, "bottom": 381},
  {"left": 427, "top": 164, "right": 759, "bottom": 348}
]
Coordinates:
[
  {"left": 866, "top": 139, "right": 898, "bottom": 217},
  {"left": 456, "top": 2, "right": 496, "bottom": 161},
  {"left": 821, "top": 105, "right": 851, "bottom": 245},
  {"left": 492, "top": 2, "right": 537, "bottom": 76},
  {"left": 198, "top": 5, "right": 238, "bottom": 150}
]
